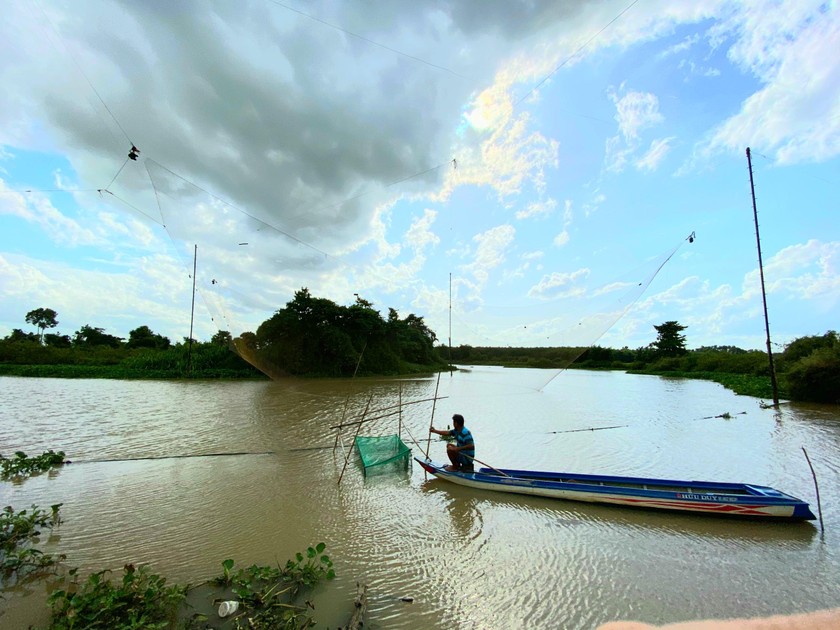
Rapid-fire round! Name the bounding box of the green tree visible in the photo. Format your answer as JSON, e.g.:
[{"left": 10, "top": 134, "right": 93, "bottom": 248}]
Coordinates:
[
  {"left": 252, "top": 288, "right": 440, "bottom": 376},
  {"left": 211, "top": 330, "right": 233, "bottom": 346},
  {"left": 651, "top": 321, "right": 688, "bottom": 357},
  {"left": 126, "top": 325, "right": 171, "bottom": 350},
  {"left": 5, "top": 328, "right": 39, "bottom": 343},
  {"left": 44, "top": 333, "right": 72, "bottom": 348},
  {"left": 25, "top": 308, "right": 58, "bottom": 343},
  {"left": 73, "top": 325, "right": 123, "bottom": 348},
  {"left": 353, "top": 294, "right": 374, "bottom": 308}
]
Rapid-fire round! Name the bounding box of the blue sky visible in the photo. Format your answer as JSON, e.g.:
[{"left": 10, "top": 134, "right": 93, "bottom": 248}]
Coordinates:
[{"left": 1, "top": 0, "right": 838, "bottom": 352}]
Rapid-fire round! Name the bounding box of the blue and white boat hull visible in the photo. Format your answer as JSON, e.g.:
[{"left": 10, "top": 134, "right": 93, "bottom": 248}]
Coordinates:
[{"left": 416, "top": 458, "right": 816, "bottom": 521}]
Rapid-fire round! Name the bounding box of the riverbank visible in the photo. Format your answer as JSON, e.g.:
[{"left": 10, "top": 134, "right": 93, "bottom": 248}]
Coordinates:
[
  {"left": 0, "top": 362, "right": 777, "bottom": 401},
  {"left": 0, "top": 363, "right": 265, "bottom": 380},
  {"left": 626, "top": 369, "right": 779, "bottom": 400}
]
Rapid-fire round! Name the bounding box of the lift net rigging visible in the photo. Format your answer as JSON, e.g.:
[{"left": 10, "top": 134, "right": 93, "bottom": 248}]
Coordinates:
[
  {"left": 445, "top": 231, "right": 695, "bottom": 391},
  {"left": 139, "top": 155, "right": 693, "bottom": 385},
  {"left": 145, "top": 160, "right": 339, "bottom": 379}
]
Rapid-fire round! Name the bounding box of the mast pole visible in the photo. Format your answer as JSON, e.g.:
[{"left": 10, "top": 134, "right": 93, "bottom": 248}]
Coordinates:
[
  {"left": 746, "top": 147, "right": 779, "bottom": 406},
  {"left": 448, "top": 272, "right": 452, "bottom": 370},
  {"left": 187, "top": 244, "right": 197, "bottom": 376}
]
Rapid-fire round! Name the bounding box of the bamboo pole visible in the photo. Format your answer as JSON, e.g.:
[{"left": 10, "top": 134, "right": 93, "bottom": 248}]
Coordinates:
[
  {"left": 335, "top": 339, "right": 366, "bottom": 451},
  {"left": 746, "top": 147, "right": 780, "bottom": 406},
  {"left": 333, "top": 395, "right": 353, "bottom": 451},
  {"left": 329, "top": 396, "right": 448, "bottom": 430},
  {"left": 802, "top": 447, "right": 824, "bottom": 531},
  {"left": 547, "top": 424, "right": 628, "bottom": 435},
  {"left": 424, "top": 373, "right": 442, "bottom": 460},
  {"left": 448, "top": 272, "right": 453, "bottom": 372},
  {"left": 338, "top": 393, "right": 373, "bottom": 485},
  {"left": 459, "top": 453, "right": 510, "bottom": 477}
]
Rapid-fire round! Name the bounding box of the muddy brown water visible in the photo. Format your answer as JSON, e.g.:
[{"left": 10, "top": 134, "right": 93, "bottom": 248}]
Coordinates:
[{"left": 1, "top": 368, "right": 839, "bottom": 628}]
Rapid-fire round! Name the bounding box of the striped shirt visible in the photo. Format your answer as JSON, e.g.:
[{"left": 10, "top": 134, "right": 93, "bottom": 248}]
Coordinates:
[{"left": 450, "top": 426, "right": 475, "bottom": 457}]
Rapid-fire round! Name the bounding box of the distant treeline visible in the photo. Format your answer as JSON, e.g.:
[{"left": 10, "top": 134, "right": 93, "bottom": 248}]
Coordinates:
[
  {"left": 4, "top": 303, "right": 837, "bottom": 403},
  {"left": 0, "top": 289, "right": 447, "bottom": 379},
  {"left": 0, "top": 336, "right": 262, "bottom": 380},
  {"left": 439, "top": 331, "right": 840, "bottom": 404}
]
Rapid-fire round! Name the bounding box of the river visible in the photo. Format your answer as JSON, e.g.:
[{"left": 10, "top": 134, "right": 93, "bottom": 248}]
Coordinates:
[{"left": 1, "top": 368, "right": 839, "bottom": 629}]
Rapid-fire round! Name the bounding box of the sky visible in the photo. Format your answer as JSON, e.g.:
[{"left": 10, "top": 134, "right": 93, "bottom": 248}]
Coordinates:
[{"left": 1, "top": 0, "right": 838, "bottom": 354}]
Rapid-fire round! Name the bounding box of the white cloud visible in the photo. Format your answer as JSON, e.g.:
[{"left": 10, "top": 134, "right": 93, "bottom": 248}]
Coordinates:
[
  {"left": 515, "top": 197, "right": 556, "bottom": 220},
  {"left": 502, "top": 249, "right": 544, "bottom": 283},
  {"left": 604, "top": 88, "right": 666, "bottom": 172},
  {"left": 527, "top": 268, "right": 589, "bottom": 299},
  {"left": 752, "top": 239, "right": 840, "bottom": 307},
  {"left": 0, "top": 182, "right": 101, "bottom": 247},
  {"left": 636, "top": 137, "right": 675, "bottom": 172},
  {"left": 605, "top": 239, "right": 840, "bottom": 349},
  {"left": 0, "top": 251, "right": 197, "bottom": 341},
  {"left": 436, "top": 109, "right": 560, "bottom": 203},
  {"left": 551, "top": 198, "right": 574, "bottom": 247},
  {"left": 612, "top": 89, "right": 664, "bottom": 141},
  {"left": 695, "top": 1, "right": 840, "bottom": 165},
  {"left": 2, "top": 0, "right": 838, "bottom": 351},
  {"left": 405, "top": 209, "right": 440, "bottom": 254},
  {"left": 583, "top": 192, "right": 606, "bottom": 218},
  {"left": 553, "top": 231, "right": 570, "bottom": 247},
  {"left": 462, "top": 224, "right": 516, "bottom": 286},
  {"left": 660, "top": 33, "right": 701, "bottom": 58}
]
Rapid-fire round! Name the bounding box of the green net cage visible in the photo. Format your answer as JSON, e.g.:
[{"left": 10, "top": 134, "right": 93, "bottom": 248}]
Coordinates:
[{"left": 354, "top": 434, "right": 411, "bottom": 476}]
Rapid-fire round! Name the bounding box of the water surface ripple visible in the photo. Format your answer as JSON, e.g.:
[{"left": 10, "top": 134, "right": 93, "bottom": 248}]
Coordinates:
[{"left": 1, "top": 370, "right": 839, "bottom": 629}]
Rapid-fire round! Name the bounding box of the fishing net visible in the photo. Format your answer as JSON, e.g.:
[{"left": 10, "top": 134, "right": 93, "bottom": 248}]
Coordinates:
[
  {"left": 143, "top": 159, "right": 344, "bottom": 378},
  {"left": 91, "top": 154, "right": 694, "bottom": 385},
  {"left": 354, "top": 434, "right": 411, "bottom": 476}
]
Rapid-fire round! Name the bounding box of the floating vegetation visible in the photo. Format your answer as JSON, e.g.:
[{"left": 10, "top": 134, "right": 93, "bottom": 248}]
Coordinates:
[
  {"left": 0, "top": 449, "right": 338, "bottom": 628},
  {"left": 46, "top": 563, "right": 189, "bottom": 630},
  {"left": 210, "top": 544, "right": 336, "bottom": 629},
  {"left": 0, "top": 504, "right": 65, "bottom": 587},
  {"left": 1, "top": 449, "right": 67, "bottom": 481}
]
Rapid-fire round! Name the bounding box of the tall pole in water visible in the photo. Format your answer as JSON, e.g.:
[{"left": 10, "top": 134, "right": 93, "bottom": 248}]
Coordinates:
[
  {"left": 746, "top": 147, "right": 779, "bottom": 406},
  {"left": 448, "top": 272, "right": 452, "bottom": 370},
  {"left": 187, "top": 244, "right": 197, "bottom": 376}
]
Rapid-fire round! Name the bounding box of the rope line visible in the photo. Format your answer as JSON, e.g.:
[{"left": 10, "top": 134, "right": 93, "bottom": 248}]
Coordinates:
[
  {"left": 105, "top": 156, "right": 130, "bottom": 191},
  {"left": 536, "top": 229, "right": 696, "bottom": 391},
  {"left": 70, "top": 451, "right": 274, "bottom": 464},
  {"left": 266, "top": 0, "right": 467, "bottom": 78},
  {"left": 515, "top": 0, "right": 640, "bottom": 107},
  {"left": 32, "top": 0, "right": 134, "bottom": 148}
]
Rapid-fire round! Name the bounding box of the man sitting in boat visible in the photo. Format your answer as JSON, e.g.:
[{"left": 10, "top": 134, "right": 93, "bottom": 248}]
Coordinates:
[{"left": 430, "top": 414, "right": 475, "bottom": 472}]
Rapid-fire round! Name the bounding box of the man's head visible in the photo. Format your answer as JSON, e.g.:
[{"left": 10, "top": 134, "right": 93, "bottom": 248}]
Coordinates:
[{"left": 452, "top": 414, "right": 464, "bottom": 428}]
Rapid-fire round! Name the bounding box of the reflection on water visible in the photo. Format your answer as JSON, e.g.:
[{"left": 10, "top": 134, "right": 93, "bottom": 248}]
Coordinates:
[{"left": 1, "top": 371, "right": 839, "bottom": 629}]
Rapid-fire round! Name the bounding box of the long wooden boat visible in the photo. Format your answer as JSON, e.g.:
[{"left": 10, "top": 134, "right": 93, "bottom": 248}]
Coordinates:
[{"left": 415, "top": 457, "right": 816, "bottom": 521}]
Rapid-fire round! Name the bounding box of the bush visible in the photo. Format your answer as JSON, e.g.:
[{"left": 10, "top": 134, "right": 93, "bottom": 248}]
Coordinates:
[
  {"left": 784, "top": 346, "right": 840, "bottom": 404},
  {"left": 780, "top": 331, "right": 838, "bottom": 366}
]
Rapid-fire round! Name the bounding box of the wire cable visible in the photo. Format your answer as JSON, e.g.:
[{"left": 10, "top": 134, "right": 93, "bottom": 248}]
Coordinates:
[
  {"left": 32, "top": 0, "right": 134, "bottom": 149},
  {"left": 515, "top": 0, "right": 640, "bottom": 107},
  {"left": 265, "top": 0, "right": 467, "bottom": 78}
]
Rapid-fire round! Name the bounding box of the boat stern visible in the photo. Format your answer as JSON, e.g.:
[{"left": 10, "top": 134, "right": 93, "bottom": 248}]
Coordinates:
[{"left": 794, "top": 502, "right": 818, "bottom": 521}]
